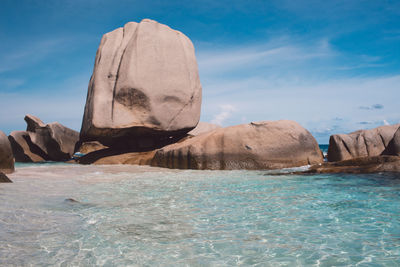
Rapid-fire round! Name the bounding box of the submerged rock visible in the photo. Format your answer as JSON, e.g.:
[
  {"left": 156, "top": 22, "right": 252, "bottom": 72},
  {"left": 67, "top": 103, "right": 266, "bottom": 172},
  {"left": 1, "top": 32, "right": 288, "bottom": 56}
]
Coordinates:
[
  {"left": 80, "top": 19, "right": 202, "bottom": 147},
  {"left": 0, "top": 172, "right": 12, "bottom": 183},
  {"left": 305, "top": 156, "right": 400, "bottom": 174},
  {"left": 328, "top": 124, "right": 400, "bottom": 162},
  {"left": 152, "top": 120, "right": 323, "bottom": 170},
  {"left": 188, "top": 122, "right": 221, "bottom": 136},
  {"left": 8, "top": 115, "right": 79, "bottom": 162},
  {"left": 0, "top": 131, "right": 14, "bottom": 174}
]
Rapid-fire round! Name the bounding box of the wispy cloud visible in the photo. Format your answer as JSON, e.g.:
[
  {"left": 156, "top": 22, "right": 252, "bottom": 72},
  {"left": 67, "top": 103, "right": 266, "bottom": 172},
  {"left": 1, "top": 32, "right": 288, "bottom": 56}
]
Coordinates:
[
  {"left": 359, "top": 104, "right": 384, "bottom": 110},
  {"left": 211, "top": 104, "right": 236, "bottom": 125},
  {"left": 197, "top": 37, "right": 335, "bottom": 77}
]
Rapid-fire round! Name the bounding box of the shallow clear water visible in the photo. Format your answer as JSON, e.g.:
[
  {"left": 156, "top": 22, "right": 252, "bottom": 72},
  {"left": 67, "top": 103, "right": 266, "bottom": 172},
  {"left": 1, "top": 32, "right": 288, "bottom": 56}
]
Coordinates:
[{"left": 1, "top": 164, "right": 400, "bottom": 266}]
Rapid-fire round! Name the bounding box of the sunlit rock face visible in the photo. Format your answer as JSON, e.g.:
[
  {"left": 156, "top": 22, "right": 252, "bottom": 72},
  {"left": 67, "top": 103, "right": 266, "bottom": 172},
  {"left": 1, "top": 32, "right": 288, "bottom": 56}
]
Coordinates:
[
  {"left": 328, "top": 124, "right": 400, "bottom": 162},
  {"left": 80, "top": 19, "right": 202, "bottom": 148},
  {"left": 152, "top": 120, "right": 324, "bottom": 170}
]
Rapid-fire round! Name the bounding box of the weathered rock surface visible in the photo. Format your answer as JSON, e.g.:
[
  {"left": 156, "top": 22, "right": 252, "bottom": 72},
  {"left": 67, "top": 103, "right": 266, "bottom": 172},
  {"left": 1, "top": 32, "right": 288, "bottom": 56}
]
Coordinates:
[
  {"left": 152, "top": 120, "right": 323, "bottom": 170},
  {"left": 382, "top": 127, "right": 400, "bottom": 156},
  {"left": 80, "top": 19, "right": 202, "bottom": 147},
  {"left": 0, "top": 172, "right": 12, "bottom": 183},
  {"left": 8, "top": 131, "right": 45, "bottom": 162},
  {"left": 0, "top": 131, "right": 14, "bottom": 173},
  {"left": 8, "top": 115, "right": 79, "bottom": 162},
  {"left": 304, "top": 156, "right": 400, "bottom": 174},
  {"left": 188, "top": 122, "right": 221, "bottom": 136},
  {"left": 76, "top": 141, "right": 108, "bottom": 154},
  {"left": 76, "top": 148, "right": 156, "bottom": 165},
  {"left": 328, "top": 124, "right": 400, "bottom": 162}
]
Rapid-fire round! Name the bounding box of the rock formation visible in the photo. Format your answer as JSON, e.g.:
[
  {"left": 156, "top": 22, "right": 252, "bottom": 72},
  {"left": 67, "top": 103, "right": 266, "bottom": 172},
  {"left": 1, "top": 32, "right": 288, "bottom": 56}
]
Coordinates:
[
  {"left": 188, "top": 122, "right": 221, "bottom": 136},
  {"left": 0, "top": 172, "right": 12, "bottom": 183},
  {"left": 0, "top": 130, "right": 14, "bottom": 173},
  {"left": 8, "top": 131, "right": 45, "bottom": 162},
  {"left": 77, "top": 149, "right": 156, "bottom": 165},
  {"left": 304, "top": 155, "right": 400, "bottom": 174},
  {"left": 9, "top": 115, "right": 79, "bottom": 162},
  {"left": 328, "top": 124, "right": 400, "bottom": 162},
  {"left": 76, "top": 141, "right": 108, "bottom": 154},
  {"left": 152, "top": 120, "right": 323, "bottom": 170},
  {"left": 382, "top": 127, "right": 400, "bottom": 156},
  {"left": 80, "top": 19, "right": 202, "bottom": 148}
]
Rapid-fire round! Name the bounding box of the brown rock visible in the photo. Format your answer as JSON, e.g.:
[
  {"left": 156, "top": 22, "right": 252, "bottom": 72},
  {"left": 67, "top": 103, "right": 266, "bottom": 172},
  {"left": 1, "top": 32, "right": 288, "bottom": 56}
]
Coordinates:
[
  {"left": 152, "top": 120, "right": 323, "bottom": 170},
  {"left": 188, "top": 122, "right": 221, "bottom": 136},
  {"left": 77, "top": 148, "right": 156, "bottom": 165},
  {"left": 8, "top": 115, "right": 79, "bottom": 162},
  {"left": 24, "top": 115, "right": 79, "bottom": 161},
  {"left": 0, "top": 172, "right": 12, "bottom": 183},
  {"left": 8, "top": 131, "right": 45, "bottom": 162},
  {"left": 305, "top": 155, "right": 400, "bottom": 174},
  {"left": 76, "top": 141, "right": 108, "bottom": 154},
  {"left": 328, "top": 124, "right": 400, "bottom": 162},
  {"left": 80, "top": 19, "right": 202, "bottom": 147},
  {"left": 0, "top": 131, "right": 14, "bottom": 173},
  {"left": 382, "top": 127, "right": 400, "bottom": 156}
]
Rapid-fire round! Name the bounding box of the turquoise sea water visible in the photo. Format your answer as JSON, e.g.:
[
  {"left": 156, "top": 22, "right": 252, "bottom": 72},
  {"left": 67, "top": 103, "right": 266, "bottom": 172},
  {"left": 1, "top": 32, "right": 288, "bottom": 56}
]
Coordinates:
[{"left": 1, "top": 164, "right": 400, "bottom": 266}]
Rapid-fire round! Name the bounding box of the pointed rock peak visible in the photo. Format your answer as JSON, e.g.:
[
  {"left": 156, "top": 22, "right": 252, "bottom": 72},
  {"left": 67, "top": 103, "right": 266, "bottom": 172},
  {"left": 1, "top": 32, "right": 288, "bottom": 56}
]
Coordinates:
[{"left": 24, "top": 114, "right": 46, "bottom": 132}]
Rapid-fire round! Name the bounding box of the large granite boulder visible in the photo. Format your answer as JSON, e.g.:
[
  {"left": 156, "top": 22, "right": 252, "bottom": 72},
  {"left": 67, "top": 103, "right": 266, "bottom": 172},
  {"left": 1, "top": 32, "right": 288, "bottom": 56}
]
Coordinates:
[
  {"left": 152, "top": 120, "right": 323, "bottom": 170},
  {"left": 0, "top": 131, "right": 14, "bottom": 173},
  {"left": 328, "top": 124, "right": 400, "bottom": 162},
  {"left": 80, "top": 19, "right": 202, "bottom": 147},
  {"left": 8, "top": 115, "right": 79, "bottom": 162},
  {"left": 188, "top": 122, "right": 221, "bottom": 136}
]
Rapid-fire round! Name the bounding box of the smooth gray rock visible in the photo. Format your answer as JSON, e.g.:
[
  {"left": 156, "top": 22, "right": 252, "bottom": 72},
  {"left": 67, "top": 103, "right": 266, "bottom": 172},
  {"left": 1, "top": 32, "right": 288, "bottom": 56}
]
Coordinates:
[
  {"left": 328, "top": 124, "right": 400, "bottom": 162},
  {"left": 152, "top": 120, "right": 323, "bottom": 170},
  {"left": 81, "top": 19, "right": 202, "bottom": 147},
  {"left": 0, "top": 131, "right": 14, "bottom": 173}
]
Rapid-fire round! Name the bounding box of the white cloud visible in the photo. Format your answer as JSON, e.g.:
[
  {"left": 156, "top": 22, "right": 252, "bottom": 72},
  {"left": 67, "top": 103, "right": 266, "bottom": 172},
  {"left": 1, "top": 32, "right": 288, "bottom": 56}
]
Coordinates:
[{"left": 211, "top": 104, "right": 236, "bottom": 126}]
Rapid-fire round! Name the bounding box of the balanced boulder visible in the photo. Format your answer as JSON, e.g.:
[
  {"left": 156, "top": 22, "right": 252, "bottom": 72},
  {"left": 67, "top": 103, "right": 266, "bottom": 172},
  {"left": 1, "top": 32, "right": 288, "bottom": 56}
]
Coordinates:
[
  {"left": 328, "top": 124, "right": 400, "bottom": 162},
  {"left": 0, "top": 130, "right": 14, "bottom": 173},
  {"left": 9, "top": 115, "right": 79, "bottom": 162},
  {"left": 80, "top": 19, "right": 202, "bottom": 147},
  {"left": 152, "top": 120, "right": 323, "bottom": 170}
]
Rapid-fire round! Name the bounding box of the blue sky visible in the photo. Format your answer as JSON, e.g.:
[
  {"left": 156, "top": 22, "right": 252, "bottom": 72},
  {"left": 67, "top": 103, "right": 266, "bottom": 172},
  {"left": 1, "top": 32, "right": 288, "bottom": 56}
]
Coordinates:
[{"left": 0, "top": 0, "right": 399, "bottom": 143}]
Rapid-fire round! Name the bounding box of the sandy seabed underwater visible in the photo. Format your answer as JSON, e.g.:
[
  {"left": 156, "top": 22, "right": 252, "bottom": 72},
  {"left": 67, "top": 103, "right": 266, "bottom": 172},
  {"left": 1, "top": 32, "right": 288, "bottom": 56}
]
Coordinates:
[{"left": 0, "top": 162, "right": 399, "bottom": 266}]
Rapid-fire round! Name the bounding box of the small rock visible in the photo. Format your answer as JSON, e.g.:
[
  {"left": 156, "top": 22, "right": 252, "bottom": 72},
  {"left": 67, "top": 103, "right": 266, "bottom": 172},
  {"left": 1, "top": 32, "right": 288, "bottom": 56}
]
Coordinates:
[{"left": 0, "top": 172, "right": 12, "bottom": 183}]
